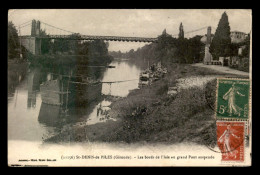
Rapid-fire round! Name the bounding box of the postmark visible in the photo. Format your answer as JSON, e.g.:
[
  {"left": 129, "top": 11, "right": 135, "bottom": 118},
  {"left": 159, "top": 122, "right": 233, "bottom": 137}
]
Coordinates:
[
  {"left": 215, "top": 78, "right": 250, "bottom": 120},
  {"left": 203, "top": 120, "right": 248, "bottom": 156},
  {"left": 216, "top": 121, "right": 245, "bottom": 162}
]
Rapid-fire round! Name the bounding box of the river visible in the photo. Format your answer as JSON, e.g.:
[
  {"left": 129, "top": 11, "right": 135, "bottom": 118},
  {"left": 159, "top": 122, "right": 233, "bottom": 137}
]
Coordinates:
[{"left": 8, "top": 58, "right": 144, "bottom": 142}]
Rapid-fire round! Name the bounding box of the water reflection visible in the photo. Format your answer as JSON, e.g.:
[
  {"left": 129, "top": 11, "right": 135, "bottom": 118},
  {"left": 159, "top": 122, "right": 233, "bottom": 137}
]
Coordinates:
[
  {"left": 101, "top": 61, "right": 141, "bottom": 97},
  {"left": 86, "top": 100, "right": 115, "bottom": 125},
  {"left": 8, "top": 59, "right": 143, "bottom": 141},
  {"left": 27, "top": 68, "right": 42, "bottom": 108},
  {"left": 38, "top": 103, "right": 62, "bottom": 127},
  {"left": 8, "top": 65, "right": 27, "bottom": 98},
  {"left": 37, "top": 64, "right": 104, "bottom": 129}
]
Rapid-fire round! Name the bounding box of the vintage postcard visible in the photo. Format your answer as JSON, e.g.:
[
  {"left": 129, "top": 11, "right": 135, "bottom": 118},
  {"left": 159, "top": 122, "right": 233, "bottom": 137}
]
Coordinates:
[{"left": 8, "top": 9, "right": 252, "bottom": 167}]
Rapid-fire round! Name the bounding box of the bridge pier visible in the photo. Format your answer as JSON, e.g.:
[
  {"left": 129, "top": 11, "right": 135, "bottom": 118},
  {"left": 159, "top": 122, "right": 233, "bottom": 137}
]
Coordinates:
[
  {"left": 20, "top": 20, "right": 42, "bottom": 55},
  {"left": 203, "top": 26, "right": 213, "bottom": 64}
]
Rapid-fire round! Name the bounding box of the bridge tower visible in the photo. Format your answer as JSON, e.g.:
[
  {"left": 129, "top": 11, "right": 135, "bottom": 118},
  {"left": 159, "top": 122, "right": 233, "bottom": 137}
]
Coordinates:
[
  {"left": 31, "top": 20, "right": 36, "bottom": 36},
  {"left": 20, "top": 19, "right": 42, "bottom": 55},
  {"left": 203, "top": 26, "right": 213, "bottom": 64},
  {"left": 35, "top": 20, "right": 42, "bottom": 55}
]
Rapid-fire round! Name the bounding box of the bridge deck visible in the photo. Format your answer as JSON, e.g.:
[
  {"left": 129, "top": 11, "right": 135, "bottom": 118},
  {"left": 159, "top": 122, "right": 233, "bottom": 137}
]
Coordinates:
[{"left": 20, "top": 35, "right": 158, "bottom": 43}]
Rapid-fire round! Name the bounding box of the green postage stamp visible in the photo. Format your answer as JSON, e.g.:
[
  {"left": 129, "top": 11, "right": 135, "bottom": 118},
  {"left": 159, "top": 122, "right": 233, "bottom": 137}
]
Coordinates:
[{"left": 216, "top": 78, "right": 250, "bottom": 120}]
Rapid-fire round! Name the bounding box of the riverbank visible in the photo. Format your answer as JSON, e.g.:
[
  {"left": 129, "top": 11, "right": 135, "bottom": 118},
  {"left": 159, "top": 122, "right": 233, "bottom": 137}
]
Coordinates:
[
  {"left": 8, "top": 59, "right": 28, "bottom": 69},
  {"left": 45, "top": 62, "right": 249, "bottom": 145},
  {"left": 8, "top": 60, "right": 28, "bottom": 97}
]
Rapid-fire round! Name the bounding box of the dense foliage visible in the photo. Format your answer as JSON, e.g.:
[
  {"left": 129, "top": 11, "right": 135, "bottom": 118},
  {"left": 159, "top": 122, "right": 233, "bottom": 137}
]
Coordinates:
[
  {"left": 110, "top": 30, "right": 204, "bottom": 66},
  {"left": 40, "top": 30, "right": 52, "bottom": 55},
  {"left": 241, "top": 34, "right": 250, "bottom": 58},
  {"left": 40, "top": 33, "right": 111, "bottom": 64},
  {"left": 8, "top": 22, "right": 19, "bottom": 59},
  {"left": 209, "top": 12, "right": 232, "bottom": 60},
  {"left": 8, "top": 20, "right": 112, "bottom": 65},
  {"left": 178, "top": 23, "right": 184, "bottom": 39}
]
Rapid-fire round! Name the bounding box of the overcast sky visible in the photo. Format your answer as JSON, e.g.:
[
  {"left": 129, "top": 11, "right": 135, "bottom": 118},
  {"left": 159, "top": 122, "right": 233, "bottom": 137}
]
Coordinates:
[{"left": 8, "top": 9, "right": 252, "bottom": 52}]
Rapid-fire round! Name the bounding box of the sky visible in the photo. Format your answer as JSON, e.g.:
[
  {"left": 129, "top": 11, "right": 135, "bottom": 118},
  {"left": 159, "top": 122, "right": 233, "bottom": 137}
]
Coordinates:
[{"left": 8, "top": 9, "right": 252, "bottom": 52}]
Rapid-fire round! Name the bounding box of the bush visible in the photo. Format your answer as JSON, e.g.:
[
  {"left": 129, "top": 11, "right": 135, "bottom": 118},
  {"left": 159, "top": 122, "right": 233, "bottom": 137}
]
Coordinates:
[
  {"left": 156, "top": 82, "right": 168, "bottom": 95},
  {"left": 107, "top": 84, "right": 215, "bottom": 143}
]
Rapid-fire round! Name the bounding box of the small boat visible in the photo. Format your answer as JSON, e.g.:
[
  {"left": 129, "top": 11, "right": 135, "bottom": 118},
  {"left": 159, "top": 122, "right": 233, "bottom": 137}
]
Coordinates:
[
  {"left": 107, "top": 65, "right": 116, "bottom": 68},
  {"left": 167, "top": 87, "right": 178, "bottom": 96},
  {"left": 138, "top": 80, "right": 149, "bottom": 87},
  {"left": 140, "top": 72, "right": 149, "bottom": 78}
]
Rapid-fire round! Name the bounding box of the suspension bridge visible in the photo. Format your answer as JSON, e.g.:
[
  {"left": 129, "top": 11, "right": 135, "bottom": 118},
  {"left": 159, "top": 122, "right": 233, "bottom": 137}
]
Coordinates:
[{"left": 18, "top": 19, "right": 214, "bottom": 55}]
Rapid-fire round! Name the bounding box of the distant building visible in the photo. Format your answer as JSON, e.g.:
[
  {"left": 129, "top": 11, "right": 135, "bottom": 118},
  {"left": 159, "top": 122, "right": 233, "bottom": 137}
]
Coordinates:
[
  {"left": 230, "top": 31, "right": 248, "bottom": 44},
  {"left": 200, "top": 29, "right": 249, "bottom": 65},
  {"left": 201, "top": 31, "right": 248, "bottom": 44},
  {"left": 230, "top": 31, "right": 249, "bottom": 68}
]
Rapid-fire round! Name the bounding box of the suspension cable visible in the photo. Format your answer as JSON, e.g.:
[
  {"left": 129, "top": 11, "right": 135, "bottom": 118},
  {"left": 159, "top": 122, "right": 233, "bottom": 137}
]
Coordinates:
[
  {"left": 18, "top": 20, "right": 32, "bottom": 27},
  {"left": 19, "top": 23, "right": 31, "bottom": 29},
  {"left": 41, "top": 21, "right": 76, "bottom": 35},
  {"left": 16, "top": 20, "right": 216, "bottom": 41},
  {"left": 172, "top": 26, "right": 209, "bottom": 36}
]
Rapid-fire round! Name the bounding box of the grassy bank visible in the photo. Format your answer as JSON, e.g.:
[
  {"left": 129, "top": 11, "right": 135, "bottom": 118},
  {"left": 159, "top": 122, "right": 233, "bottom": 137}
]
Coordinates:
[
  {"left": 45, "top": 62, "right": 249, "bottom": 146},
  {"left": 95, "top": 63, "right": 239, "bottom": 145}
]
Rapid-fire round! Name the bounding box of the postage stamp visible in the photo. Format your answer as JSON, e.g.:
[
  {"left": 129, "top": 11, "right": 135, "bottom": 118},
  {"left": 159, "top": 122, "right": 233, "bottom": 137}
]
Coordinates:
[
  {"left": 8, "top": 9, "right": 252, "bottom": 167},
  {"left": 216, "top": 78, "right": 250, "bottom": 120},
  {"left": 217, "top": 121, "right": 245, "bottom": 162}
]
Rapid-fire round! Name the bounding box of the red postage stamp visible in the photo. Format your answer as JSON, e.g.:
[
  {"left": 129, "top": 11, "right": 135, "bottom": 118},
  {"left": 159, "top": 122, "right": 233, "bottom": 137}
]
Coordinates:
[{"left": 217, "top": 121, "right": 245, "bottom": 162}]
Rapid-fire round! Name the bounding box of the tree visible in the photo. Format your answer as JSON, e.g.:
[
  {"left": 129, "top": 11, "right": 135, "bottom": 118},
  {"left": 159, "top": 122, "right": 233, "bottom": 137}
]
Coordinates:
[
  {"left": 176, "top": 38, "right": 189, "bottom": 63},
  {"left": 128, "top": 49, "right": 135, "bottom": 58},
  {"left": 52, "top": 38, "right": 69, "bottom": 53},
  {"left": 186, "top": 35, "right": 204, "bottom": 63},
  {"left": 8, "top": 21, "right": 19, "bottom": 59},
  {"left": 209, "top": 12, "right": 231, "bottom": 60},
  {"left": 51, "top": 33, "right": 80, "bottom": 54},
  {"left": 178, "top": 23, "right": 184, "bottom": 39},
  {"left": 156, "top": 29, "right": 177, "bottom": 65},
  {"left": 40, "top": 29, "right": 52, "bottom": 54},
  {"left": 67, "top": 33, "right": 81, "bottom": 54},
  {"left": 242, "top": 33, "right": 250, "bottom": 58}
]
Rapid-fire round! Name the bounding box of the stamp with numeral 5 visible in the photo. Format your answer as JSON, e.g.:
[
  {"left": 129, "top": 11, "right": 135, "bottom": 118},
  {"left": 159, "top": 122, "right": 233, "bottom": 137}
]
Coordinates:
[{"left": 216, "top": 78, "right": 250, "bottom": 120}]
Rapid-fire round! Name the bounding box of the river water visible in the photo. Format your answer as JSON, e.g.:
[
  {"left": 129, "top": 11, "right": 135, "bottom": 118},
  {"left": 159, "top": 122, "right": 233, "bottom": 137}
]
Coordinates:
[
  {"left": 8, "top": 59, "right": 252, "bottom": 167},
  {"left": 8, "top": 59, "right": 143, "bottom": 142}
]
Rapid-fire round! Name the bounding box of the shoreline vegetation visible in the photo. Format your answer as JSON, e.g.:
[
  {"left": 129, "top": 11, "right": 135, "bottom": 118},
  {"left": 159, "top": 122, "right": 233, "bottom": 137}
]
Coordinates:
[
  {"left": 8, "top": 12, "right": 250, "bottom": 145},
  {"left": 8, "top": 49, "right": 249, "bottom": 146},
  {"left": 8, "top": 60, "right": 28, "bottom": 97},
  {"left": 45, "top": 61, "right": 248, "bottom": 145}
]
